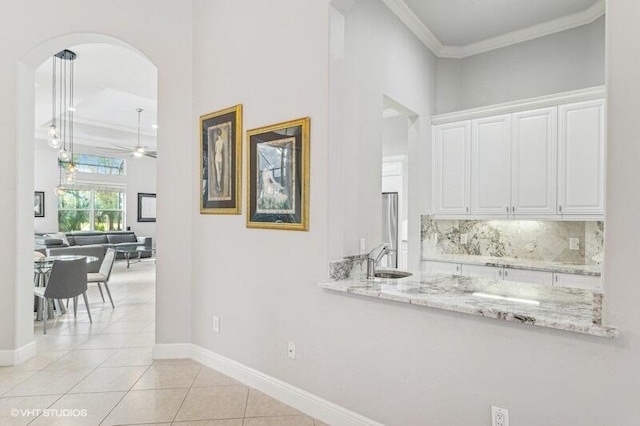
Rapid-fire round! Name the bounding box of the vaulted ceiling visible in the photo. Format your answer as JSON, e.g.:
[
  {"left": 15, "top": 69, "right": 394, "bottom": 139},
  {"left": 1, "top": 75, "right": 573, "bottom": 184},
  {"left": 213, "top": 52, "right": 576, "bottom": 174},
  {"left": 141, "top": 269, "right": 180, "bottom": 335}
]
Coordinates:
[{"left": 35, "top": 43, "right": 158, "bottom": 151}]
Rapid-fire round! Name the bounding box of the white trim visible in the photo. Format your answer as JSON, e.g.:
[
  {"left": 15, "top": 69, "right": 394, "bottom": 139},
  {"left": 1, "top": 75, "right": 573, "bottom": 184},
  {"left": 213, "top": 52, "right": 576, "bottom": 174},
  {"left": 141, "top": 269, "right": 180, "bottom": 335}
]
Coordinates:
[
  {"left": 153, "top": 343, "right": 383, "bottom": 426},
  {"left": 431, "top": 86, "right": 606, "bottom": 125},
  {"left": 0, "top": 341, "right": 36, "bottom": 366},
  {"left": 379, "top": 0, "right": 443, "bottom": 55},
  {"left": 152, "top": 343, "right": 190, "bottom": 359},
  {"left": 380, "top": 0, "right": 605, "bottom": 59}
]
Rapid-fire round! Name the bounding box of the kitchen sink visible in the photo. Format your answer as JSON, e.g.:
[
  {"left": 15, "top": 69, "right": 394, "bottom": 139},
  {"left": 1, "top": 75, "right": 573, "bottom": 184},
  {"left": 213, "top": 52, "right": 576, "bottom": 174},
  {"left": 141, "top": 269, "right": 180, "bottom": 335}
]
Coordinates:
[{"left": 374, "top": 270, "right": 413, "bottom": 279}]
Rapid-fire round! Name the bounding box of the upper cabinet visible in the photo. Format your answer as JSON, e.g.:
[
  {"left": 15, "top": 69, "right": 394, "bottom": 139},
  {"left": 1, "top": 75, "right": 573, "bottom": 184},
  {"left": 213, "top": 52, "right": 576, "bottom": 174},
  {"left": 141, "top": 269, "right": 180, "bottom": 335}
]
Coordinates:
[
  {"left": 511, "top": 107, "right": 557, "bottom": 215},
  {"left": 471, "top": 115, "right": 512, "bottom": 215},
  {"left": 558, "top": 99, "right": 605, "bottom": 216},
  {"left": 431, "top": 89, "right": 605, "bottom": 219},
  {"left": 433, "top": 121, "right": 470, "bottom": 215}
]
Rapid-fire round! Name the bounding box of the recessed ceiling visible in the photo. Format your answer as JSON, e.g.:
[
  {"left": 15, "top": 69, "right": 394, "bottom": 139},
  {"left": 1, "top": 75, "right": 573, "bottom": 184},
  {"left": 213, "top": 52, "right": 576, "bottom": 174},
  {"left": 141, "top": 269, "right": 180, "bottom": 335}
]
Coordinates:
[
  {"left": 404, "top": 0, "right": 600, "bottom": 46},
  {"left": 35, "top": 43, "right": 157, "bottom": 150}
]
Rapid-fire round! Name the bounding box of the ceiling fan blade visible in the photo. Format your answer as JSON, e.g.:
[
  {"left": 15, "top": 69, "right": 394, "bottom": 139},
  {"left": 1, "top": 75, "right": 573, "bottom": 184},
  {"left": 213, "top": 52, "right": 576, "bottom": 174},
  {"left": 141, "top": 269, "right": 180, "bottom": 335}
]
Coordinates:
[{"left": 143, "top": 151, "right": 157, "bottom": 159}]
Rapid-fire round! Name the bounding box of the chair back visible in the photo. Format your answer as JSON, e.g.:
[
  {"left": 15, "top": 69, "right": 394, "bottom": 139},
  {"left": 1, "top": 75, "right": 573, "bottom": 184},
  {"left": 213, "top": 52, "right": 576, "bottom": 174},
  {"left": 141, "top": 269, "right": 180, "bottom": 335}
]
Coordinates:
[
  {"left": 100, "top": 249, "right": 116, "bottom": 281},
  {"left": 44, "top": 258, "right": 88, "bottom": 299}
]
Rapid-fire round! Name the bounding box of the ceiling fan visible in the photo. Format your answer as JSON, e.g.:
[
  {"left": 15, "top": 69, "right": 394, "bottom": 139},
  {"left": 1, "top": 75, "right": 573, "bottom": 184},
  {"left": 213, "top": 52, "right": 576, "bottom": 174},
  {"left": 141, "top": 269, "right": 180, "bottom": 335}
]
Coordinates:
[{"left": 100, "top": 107, "right": 157, "bottom": 159}]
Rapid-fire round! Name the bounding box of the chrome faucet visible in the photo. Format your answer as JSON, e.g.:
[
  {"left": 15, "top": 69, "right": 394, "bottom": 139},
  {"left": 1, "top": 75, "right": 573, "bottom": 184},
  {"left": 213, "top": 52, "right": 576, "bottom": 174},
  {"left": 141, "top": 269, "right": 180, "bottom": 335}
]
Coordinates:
[{"left": 366, "top": 243, "right": 389, "bottom": 279}]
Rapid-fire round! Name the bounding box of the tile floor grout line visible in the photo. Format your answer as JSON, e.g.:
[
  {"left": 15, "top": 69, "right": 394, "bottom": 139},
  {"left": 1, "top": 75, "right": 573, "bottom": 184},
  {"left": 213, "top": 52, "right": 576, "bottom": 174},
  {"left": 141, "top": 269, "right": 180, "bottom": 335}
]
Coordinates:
[
  {"left": 242, "top": 384, "right": 251, "bottom": 423},
  {"left": 169, "top": 364, "right": 202, "bottom": 423},
  {"left": 98, "top": 362, "right": 154, "bottom": 425}
]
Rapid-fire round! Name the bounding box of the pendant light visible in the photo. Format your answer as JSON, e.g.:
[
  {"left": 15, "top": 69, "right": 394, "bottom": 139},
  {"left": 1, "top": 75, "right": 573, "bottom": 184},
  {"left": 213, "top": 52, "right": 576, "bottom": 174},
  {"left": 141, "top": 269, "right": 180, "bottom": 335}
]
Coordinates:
[
  {"left": 133, "top": 108, "right": 145, "bottom": 158},
  {"left": 50, "top": 49, "right": 77, "bottom": 191}
]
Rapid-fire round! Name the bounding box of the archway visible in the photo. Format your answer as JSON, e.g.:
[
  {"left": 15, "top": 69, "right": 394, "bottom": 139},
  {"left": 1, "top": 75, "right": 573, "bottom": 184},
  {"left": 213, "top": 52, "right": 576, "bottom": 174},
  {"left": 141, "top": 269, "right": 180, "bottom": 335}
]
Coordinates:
[{"left": 14, "top": 33, "right": 159, "bottom": 364}]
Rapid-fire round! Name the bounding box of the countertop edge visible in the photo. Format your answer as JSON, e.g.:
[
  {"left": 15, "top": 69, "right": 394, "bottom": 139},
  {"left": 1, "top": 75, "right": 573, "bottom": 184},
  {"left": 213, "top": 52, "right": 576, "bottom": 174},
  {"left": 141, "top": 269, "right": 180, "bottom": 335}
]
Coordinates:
[
  {"left": 422, "top": 256, "right": 601, "bottom": 277},
  {"left": 319, "top": 281, "right": 618, "bottom": 339}
]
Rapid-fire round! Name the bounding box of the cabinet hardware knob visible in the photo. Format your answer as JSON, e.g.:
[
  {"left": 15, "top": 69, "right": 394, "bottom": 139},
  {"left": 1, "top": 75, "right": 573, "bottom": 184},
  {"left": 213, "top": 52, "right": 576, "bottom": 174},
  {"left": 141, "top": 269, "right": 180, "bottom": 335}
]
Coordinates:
[
  {"left": 559, "top": 205, "right": 562, "bottom": 213},
  {"left": 506, "top": 206, "right": 509, "bottom": 213},
  {"left": 512, "top": 206, "right": 515, "bottom": 213}
]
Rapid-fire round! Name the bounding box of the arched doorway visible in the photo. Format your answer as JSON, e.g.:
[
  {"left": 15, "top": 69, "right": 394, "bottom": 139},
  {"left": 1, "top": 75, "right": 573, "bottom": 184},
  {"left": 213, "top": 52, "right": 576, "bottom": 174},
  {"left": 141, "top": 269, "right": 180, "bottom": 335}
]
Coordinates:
[{"left": 15, "top": 33, "right": 159, "bottom": 363}]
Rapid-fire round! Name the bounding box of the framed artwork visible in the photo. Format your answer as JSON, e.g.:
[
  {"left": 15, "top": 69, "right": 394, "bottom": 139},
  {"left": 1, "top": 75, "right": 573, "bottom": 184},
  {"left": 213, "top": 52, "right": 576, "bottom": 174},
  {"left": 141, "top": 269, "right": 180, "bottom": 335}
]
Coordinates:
[
  {"left": 246, "top": 117, "right": 310, "bottom": 231},
  {"left": 34, "top": 191, "right": 45, "bottom": 218},
  {"left": 200, "top": 105, "right": 243, "bottom": 214},
  {"left": 137, "top": 193, "right": 157, "bottom": 222}
]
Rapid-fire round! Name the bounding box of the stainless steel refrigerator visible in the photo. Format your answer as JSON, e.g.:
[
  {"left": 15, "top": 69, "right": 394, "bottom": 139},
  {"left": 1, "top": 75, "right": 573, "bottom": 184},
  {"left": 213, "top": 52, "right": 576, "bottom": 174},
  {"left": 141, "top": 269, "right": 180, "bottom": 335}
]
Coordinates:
[{"left": 382, "top": 192, "right": 398, "bottom": 268}]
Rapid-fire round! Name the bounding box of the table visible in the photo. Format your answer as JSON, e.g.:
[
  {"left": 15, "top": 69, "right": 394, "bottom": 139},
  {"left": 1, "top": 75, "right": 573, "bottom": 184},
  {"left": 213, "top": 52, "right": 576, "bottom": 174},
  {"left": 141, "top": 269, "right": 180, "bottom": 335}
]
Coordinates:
[
  {"left": 34, "top": 255, "right": 99, "bottom": 321},
  {"left": 114, "top": 245, "right": 155, "bottom": 268}
]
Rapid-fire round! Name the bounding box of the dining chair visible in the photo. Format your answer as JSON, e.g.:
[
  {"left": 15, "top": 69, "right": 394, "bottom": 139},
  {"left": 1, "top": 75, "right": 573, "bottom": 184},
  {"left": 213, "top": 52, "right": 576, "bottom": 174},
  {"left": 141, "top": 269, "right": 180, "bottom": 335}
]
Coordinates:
[
  {"left": 88, "top": 248, "right": 116, "bottom": 308},
  {"left": 34, "top": 257, "right": 92, "bottom": 334}
]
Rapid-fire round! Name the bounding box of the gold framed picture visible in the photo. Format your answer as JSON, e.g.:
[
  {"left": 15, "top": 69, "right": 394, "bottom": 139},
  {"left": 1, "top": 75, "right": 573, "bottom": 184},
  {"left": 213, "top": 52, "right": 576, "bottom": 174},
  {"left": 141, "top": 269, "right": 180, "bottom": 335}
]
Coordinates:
[
  {"left": 246, "top": 117, "right": 310, "bottom": 231},
  {"left": 200, "top": 105, "right": 243, "bottom": 214}
]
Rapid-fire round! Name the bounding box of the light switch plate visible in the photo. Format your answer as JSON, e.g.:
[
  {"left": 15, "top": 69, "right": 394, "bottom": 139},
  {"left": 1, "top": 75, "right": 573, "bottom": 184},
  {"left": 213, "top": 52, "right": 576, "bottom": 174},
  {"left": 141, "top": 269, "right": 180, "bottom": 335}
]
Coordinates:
[
  {"left": 460, "top": 233, "right": 469, "bottom": 245},
  {"left": 491, "top": 406, "right": 509, "bottom": 426},
  {"left": 287, "top": 341, "right": 296, "bottom": 360},
  {"left": 212, "top": 316, "right": 220, "bottom": 333}
]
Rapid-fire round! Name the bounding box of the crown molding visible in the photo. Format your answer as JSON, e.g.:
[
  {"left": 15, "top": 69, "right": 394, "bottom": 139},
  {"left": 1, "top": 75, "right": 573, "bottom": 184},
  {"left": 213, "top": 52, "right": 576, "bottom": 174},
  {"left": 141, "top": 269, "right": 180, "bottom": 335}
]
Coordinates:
[
  {"left": 380, "top": 0, "right": 605, "bottom": 59},
  {"left": 379, "top": 0, "right": 443, "bottom": 55}
]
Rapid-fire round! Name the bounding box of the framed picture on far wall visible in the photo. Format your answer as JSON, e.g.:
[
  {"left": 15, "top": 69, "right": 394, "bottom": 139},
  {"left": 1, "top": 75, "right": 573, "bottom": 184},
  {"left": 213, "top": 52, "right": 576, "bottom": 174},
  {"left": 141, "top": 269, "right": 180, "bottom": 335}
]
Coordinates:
[
  {"left": 200, "top": 104, "right": 243, "bottom": 214},
  {"left": 137, "top": 193, "right": 157, "bottom": 222},
  {"left": 246, "top": 117, "right": 310, "bottom": 231},
  {"left": 34, "top": 191, "right": 45, "bottom": 218}
]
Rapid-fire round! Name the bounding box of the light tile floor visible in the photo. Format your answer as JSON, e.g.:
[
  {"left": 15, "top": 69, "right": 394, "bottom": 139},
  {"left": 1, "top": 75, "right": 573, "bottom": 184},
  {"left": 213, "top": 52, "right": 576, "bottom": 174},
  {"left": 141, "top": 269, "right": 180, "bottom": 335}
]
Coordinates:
[{"left": 1, "top": 261, "right": 328, "bottom": 426}]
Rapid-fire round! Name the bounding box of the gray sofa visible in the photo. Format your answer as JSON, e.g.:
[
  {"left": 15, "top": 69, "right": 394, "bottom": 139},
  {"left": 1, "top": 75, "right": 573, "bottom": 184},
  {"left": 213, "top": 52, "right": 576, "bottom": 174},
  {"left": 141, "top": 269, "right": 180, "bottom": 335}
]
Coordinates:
[{"left": 35, "top": 231, "right": 152, "bottom": 272}]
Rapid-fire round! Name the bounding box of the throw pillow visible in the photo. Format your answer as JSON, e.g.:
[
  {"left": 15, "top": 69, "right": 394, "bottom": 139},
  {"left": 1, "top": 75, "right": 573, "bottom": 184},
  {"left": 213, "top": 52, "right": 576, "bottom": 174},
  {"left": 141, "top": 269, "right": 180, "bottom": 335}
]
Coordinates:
[{"left": 46, "top": 232, "right": 70, "bottom": 247}]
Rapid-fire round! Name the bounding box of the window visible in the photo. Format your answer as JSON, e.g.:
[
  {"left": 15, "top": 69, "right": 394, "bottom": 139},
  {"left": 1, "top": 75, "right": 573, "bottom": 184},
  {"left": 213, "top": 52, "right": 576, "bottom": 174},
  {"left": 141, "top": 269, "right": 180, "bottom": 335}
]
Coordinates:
[
  {"left": 60, "top": 154, "right": 126, "bottom": 176},
  {"left": 58, "top": 189, "right": 125, "bottom": 232}
]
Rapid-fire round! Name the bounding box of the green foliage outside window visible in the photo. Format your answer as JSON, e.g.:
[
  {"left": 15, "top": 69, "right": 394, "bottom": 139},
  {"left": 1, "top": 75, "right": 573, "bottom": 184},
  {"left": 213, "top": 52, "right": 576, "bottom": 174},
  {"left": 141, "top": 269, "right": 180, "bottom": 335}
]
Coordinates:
[{"left": 58, "top": 189, "right": 125, "bottom": 232}]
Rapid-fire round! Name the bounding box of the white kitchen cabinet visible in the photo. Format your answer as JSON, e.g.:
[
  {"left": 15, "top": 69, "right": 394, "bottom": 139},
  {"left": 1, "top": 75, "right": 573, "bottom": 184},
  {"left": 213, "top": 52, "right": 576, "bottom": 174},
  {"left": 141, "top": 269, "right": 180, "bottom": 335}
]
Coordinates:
[
  {"left": 558, "top": 99, "right": 605, "bottom": 216},
  {"left": 460, "top": 264, "right": 500, "bottom": 280},
  {"left": 503, "top": 268, "right": 553, "bottom": 286},
  {"left": 554, "top": 273, "right": 601, "bottom": 291},
  {"left": 511, "top": 107, "right": 557, "bottom": 215},
  {"left": 471, "top": 115, "right": 512, "bottom": 215},
  {"left": 433, "top": 121, "right": 470, "bottom": 215},
  {"left": 422, "top": 261, "right": 461, "bottom": 275}
]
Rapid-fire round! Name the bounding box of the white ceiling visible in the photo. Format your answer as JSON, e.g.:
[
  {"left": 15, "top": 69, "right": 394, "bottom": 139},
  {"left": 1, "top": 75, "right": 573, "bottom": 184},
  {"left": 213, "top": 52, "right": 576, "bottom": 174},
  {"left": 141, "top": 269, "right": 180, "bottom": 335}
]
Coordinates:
[
  {"left": 404, "top": 0, "right": 600, "bottom": 46},
  {"left": 35, "top": 43, "right": 157, "bottom": 150},
  {"left": 377, "top": 0, "right": 604, "bottom": 58}
]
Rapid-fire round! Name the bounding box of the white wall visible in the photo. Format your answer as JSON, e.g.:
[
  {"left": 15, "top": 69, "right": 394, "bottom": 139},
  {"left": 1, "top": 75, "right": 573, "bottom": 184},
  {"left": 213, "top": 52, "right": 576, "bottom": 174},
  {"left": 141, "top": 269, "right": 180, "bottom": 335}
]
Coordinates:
[
  {"left": 334, "top": 0, "right": 436, "bottom": 270},
  {"left": 436, "top": 16, "right": 606, "bottom": 113},
  {"left": 33, "top": 142, "right": 60, "bottom": 233},
  {"left": 1, "top": 0, "right": 193, "bottom": 354},
  {"left": 4, "top": 1, "right": 640, "bottom": 425},
  {"left": 33, "top": 143, "right": 157, "bottom": 242},
  {"left": 189, "top": 1, "right": 640, "bottom": 425}
]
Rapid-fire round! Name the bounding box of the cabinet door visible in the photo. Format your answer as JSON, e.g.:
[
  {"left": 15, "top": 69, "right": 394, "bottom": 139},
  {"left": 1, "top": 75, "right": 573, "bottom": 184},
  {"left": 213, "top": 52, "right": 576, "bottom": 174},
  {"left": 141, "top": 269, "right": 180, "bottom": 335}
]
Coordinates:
[
  {"left": 554, "top": 273, "right": 601, "bottom": 291},
  {"left": 511, "top": 107, "right": 557, "bottom": 215},
  {"left": 503, "top": 268, "right": 553, "bottom": 286},
  {"left": 460, "top": 264, "right": 501, "bottom": 280},
  {"left": 422, "top": 261, "right": 461, "bottom": 275},
  {"left": 433, "top": 122, "right": 470, "bottom": 215},
  {"left": 558, "top": 99, "right": 605, "bottom": 216},
  {"left": 471, "top": 115, "right": 512, "bottom": 215}
]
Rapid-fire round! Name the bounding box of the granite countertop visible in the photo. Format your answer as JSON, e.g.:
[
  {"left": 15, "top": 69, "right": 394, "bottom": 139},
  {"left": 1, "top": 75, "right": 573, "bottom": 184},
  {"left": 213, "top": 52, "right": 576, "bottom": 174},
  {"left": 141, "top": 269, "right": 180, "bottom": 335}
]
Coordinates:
[
  {"left": 423, "top": 254, "right": 601, "bottom": 276},
  {"left": 319, "top": 271, "right": 617, "bottom": 338}
]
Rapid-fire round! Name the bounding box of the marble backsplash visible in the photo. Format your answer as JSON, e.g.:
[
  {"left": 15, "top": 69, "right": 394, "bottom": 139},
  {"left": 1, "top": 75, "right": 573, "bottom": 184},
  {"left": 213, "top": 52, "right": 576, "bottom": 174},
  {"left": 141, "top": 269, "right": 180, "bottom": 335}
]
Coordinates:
[{"left": 421, "top": 215, "right": 604, "bottom": 265}]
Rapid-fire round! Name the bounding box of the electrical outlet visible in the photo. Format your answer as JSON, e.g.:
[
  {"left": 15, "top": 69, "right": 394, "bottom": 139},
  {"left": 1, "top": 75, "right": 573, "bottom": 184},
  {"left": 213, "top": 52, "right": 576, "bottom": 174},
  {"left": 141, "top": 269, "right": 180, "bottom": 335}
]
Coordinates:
[
  {"left": 212, "top": 316, "right": 220, "bottom": 333},
  {"left": 359, "top": 238, "right": 366, "bottom": 255},
  {"left": 460, "top": 233, "right": 469, "bottom": 245},
  {"left": 491, "top": 406, "right": 509, "bottom": 426},
  {"left": 287, "top": 341, "right": 296, "bottom": 360},
  {"left": 570, "top": 238, "right": 580, "bottom": 251}
]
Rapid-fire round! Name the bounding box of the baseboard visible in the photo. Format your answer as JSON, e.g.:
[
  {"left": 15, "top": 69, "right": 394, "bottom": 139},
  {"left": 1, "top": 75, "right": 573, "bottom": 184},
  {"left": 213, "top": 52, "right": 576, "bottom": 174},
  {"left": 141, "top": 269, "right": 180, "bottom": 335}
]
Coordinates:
[
  {"left": 189, "top": 344, "right": 383, "bottom": 426},
  {"left": 0, "top": 341, "right": 36, "bottom": 366},
  {"left": 152, "top": 343, "right": 191, "bottom": 359}
]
